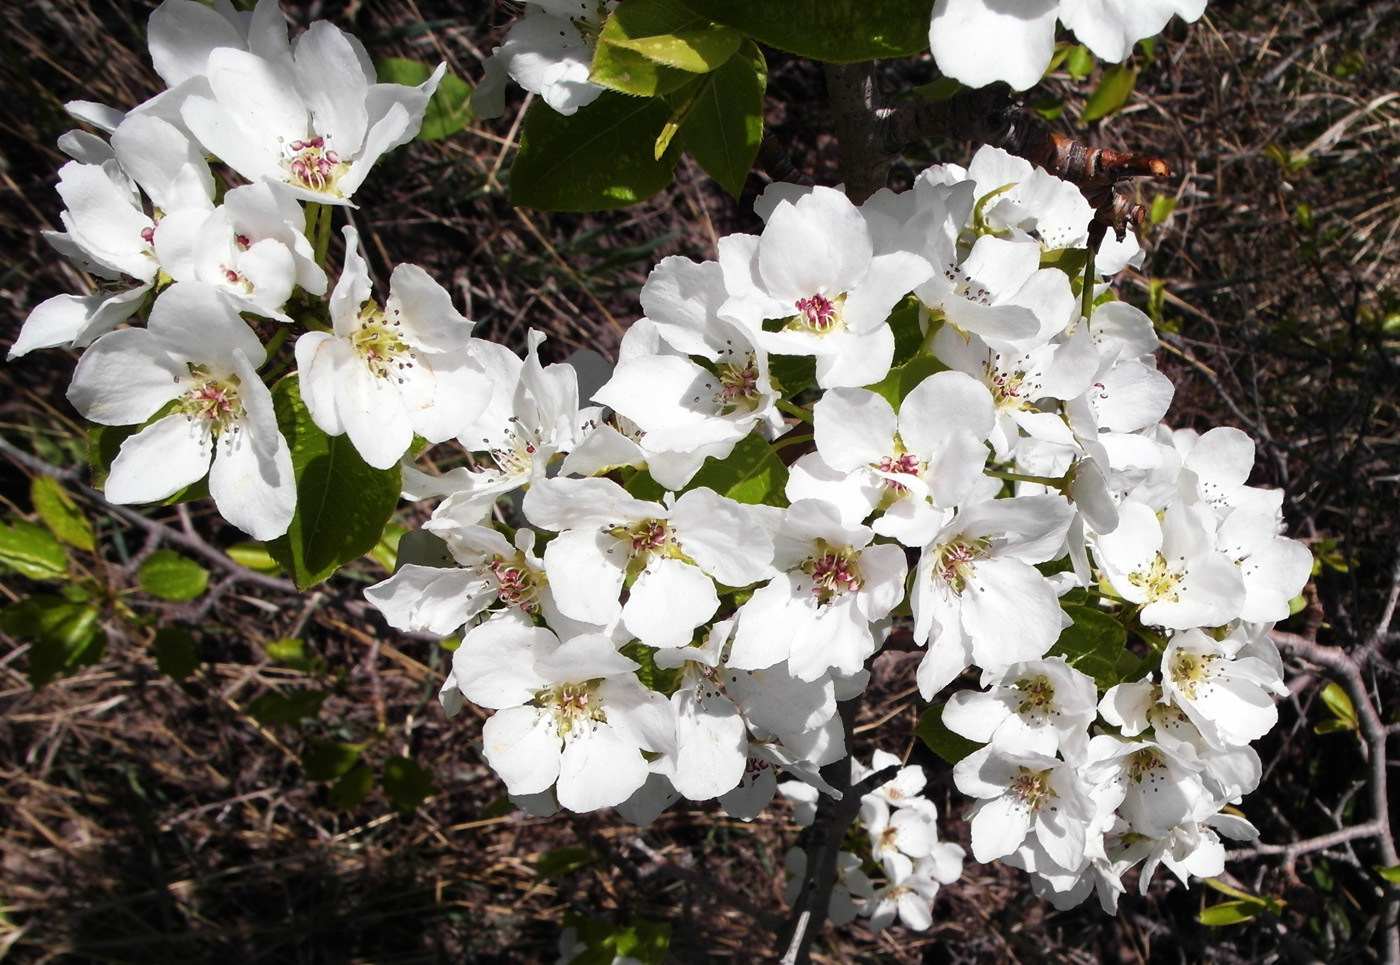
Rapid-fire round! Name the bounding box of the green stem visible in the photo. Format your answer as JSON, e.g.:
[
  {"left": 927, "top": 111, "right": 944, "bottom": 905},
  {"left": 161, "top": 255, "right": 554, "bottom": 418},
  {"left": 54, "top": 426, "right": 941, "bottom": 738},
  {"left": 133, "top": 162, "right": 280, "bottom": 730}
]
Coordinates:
[
  {"left": 777, "top": 399, "right": 814, "bottom": 423},
  {"left": 984, "top": 468, "right": 1068, "bottom": 491},
  {"left": 308, "top": 202, "right": 334, "bottom": 269},
  {"left": 772, "top": 431, "right": 813, "bottom": 451},
  {"left": 1080, "top": 243, "right": 1098, "bottom": 322}
]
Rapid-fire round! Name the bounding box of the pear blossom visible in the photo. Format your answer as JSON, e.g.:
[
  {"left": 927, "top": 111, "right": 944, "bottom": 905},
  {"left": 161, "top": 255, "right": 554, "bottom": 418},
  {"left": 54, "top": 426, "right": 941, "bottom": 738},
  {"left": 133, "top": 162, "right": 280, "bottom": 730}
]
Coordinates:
[
  {"left": 942, "top": 657, "right": 1098, "bottom": 761},
  {"left": 295, "top": 226, "right": 491, "bottom": 470},
  {"left": 66, "top": 282, "right": 294, "bottom": 539},
  {"left": 955, "top": 745, "right": 1096, "bottom": 870},
  {"left": 471, "top": 1, "right": 613, "bottom": 118}
]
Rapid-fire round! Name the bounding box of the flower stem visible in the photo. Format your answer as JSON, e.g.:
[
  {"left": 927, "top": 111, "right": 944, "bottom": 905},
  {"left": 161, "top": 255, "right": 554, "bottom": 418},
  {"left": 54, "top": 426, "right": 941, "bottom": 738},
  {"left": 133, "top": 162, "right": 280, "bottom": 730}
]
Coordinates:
[
  {"left": 1080, "top": 244, "right": 1097, "bottom": 322},
  {"left": 984, "top": 468, "right": 1068, "bottom": 492},
  {"left": 777, "top": 399, "right": 814, "bottom": 423}
]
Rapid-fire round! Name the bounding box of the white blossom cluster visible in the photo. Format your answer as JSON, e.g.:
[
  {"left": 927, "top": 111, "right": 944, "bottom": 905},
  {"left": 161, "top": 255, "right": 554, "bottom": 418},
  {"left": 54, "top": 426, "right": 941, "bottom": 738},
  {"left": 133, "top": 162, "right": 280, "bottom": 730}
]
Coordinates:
[
  {"left": 10, "top": 0, "right": 1310, "bottom": 927},
  {"left": 369, "top": 145, "right": 1311, "bottom": 910},
  {"left": 782, "top": 751, "right": 967, "bottom": 932},
  {"left": 476, "top": 0, "right": 1208, "bottom": 116},
  {"left": 14, "top": 0, "right": 468, "bottom": 539}
]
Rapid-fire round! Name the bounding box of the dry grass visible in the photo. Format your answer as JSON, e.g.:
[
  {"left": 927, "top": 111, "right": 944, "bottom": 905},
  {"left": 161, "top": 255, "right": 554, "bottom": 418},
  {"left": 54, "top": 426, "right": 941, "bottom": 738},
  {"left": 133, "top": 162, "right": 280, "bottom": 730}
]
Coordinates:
[{"left": 2, "top": 0, "right": 1399, "bottom": 962}]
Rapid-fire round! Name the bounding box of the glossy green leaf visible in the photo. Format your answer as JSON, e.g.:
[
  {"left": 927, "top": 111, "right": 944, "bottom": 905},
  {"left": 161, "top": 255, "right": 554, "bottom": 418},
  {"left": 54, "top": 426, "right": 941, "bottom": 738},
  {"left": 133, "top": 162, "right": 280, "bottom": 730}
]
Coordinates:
[
  {"left": 915, "top": 702, "right": 983, "bottom": 765},
  {"left": 3, "top": 595, "right": 105, "bottom": 688},
  {"left": 377, "top": 58, "right": 475, "bottom": 140},
  {"left": 511, "top": 92, "right": 684, "bottom": 211},
  {"left": 536, "top": 846, "right": 596, "bottom": 880},
  {"left": 1081, "top": 64, "right": 1137, "bottom": 123},
  {"left": 153, "top": 626, "right": 200, "bottom": 680},
  {"left": 592, "top": 36, "right": 696, "bottom": 96},
  {"left": 383, "top": 755, "right": 435, "bottom": 812},
  {"left": 684, "top": 432, "right": 787, "bottom": 506},
  {"left": 676, "top": 0, "right": 930, "bottom": 61},
  {"left": 31, "top": 475, "right": 95, "bottom": 551},
  {"left": 266, "top": 376, "right": 402, "bottom": 589},
  {"left": 1049, "top": 605, "right": 1127, "bottom": 688},
  {"left": 0, "top": 517, "right": 68, "bottom": 580},
  {"left": 249, "top": 689, "right": 327, "bottom": 725},
  {"left": 603, "top": 0, "right": 742, "bottom": 71},
  {"left": 138, "top": 549, "right": 210, "bottom": 601},
  {"left": 302, "top": 738, "right": 364, "bottom": 781},
  {"left": 328, "top": 763, "right": 375, "bottom": 810},
  {"left": 677, "top": 40, "right": 765, "bottom": 197}
]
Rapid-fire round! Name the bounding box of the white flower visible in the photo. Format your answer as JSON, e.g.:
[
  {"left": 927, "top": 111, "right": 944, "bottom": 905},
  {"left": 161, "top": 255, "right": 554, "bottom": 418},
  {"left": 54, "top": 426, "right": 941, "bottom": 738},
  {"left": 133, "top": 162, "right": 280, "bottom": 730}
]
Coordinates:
[
  {"left": 653, "top": 621, "right": 750, "bottom": 801},
  {"left": 954, "top": 745, "right": 1095, "bottom": 870},
  {"left": 181, "top": 22, "right": 444, "bottom": 203},
  {"left": 66, "top": 282, "right": 294, "bottom": 539},
  {"left": 929, "top": 0, "right": 1207, "bottom": 91},
  {"left": 943, "top": 657, "right": 1098, "bottom": 761},
  {"left": 295, "top": 226, "right": 491, "bottom": 470},
  {"left": 1162, "top": 628, "right": 1287, "bottom": 748},
  {"left": 471, "top": 1, "right": 613, "bottom": 118}
]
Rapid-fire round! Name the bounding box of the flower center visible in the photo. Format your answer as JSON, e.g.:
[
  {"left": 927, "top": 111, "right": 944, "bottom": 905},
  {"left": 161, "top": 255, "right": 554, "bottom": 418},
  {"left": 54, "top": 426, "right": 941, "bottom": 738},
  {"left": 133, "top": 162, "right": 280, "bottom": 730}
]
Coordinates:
[
  {"left": 1128, "top": 552, "right": 1183, "bottom": 604},
  {"left": 1167, "top": 648, "right": 1219, "bottom": 700},
  {"left": 802, "top": 544, "right": 862, "bottom": 604},
  {"left": 490, "top": 556, "right": 545, "bottom": 613},
  {"left": 283, "top": 135, "right": 348, "bottom": 196},
  {"left": 350, "top": 305, "right": 417, "bottom": 383},
  {"left": 1009, "top": 767, "right": 1053, "bottom": 812},
  {"left": 787, "top": 293, "right": 847, "bottom": 335},
  {"left": 714, "top": 358, "right": 761, "bottom": 413},
  {"left": 929, "top": 537, "right": 988, "bottom": 595},
  {"left": 176, "top": 366, "right": 245, "bottom": 436},
  {"left": 1126, "top": 747, "right": 1167, "bottom": 785},
  {"left": 1013, "top": 674, "right": 1057, "bottom": 722},
  {"left": 875, "top": 451, "right": 923, "bottom": 491},
  {"left": 538, "top": 681, "right": 604, "bottom": 738}
]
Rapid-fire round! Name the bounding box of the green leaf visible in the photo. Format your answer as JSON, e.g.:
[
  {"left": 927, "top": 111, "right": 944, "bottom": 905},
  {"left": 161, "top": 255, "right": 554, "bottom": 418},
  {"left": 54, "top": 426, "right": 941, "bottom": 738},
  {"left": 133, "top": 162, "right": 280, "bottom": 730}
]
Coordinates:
[
  {"left": 768, "top": 354, "right": 816, "bottom": 398},
  {"left": 677, "top": 40, "right": 765, "bottom": 198},
  {"left": 1049, "top": 605, "right": 1127, "bottom": 688},
  {"left": 511, "top": 91, "right": 685, "bottom": 211},
  {"left": 1198, "top": 899, "right": 1267, "bottom": 926},
  {"left": 87, "top": 423, "right": 137, "bottom": 491},
  {"left": 370, "top": 523, "right": 407, "bottom": 573},
  {"left": 328, "top": 763, "right": 375, "bottom": 810},
  {"left": 684, "top": 432, "right": 787, "bottom": 506},
  {"left": 302, "top": 738, "right": 364, "bottom": 781},
  {"left": 592, "top": 37, "right": 696, "bottom": 97},
  {"left": 31, "top": 475, "right": 95, "bottom": 551},
  {"left": 536, "top": 846, "right": 595, "bottom": 880},
  {"left": 1375, "top": 865, "right": 1400, "bottom": 885},
  {"left": 249, "top": 689, "right": 328, "bottom": 725},
  {"left": 138, "top": 549, "right": 210, "bottom": 601},
  {"left": 152, "top": 626, "right": 200, "bottom": 680},
  {"left": 0, "top": 518, "right": 69, "bottom": 580},
  {"left": 266, "top": 376, "right": 402, "bottom": 589},
  {"left": 675, "top": 0, "right": 930, "bottom": 61},
  {"left": 915, "top": 702, "right": 983, "bottom": 765},
  {"left": 1065, "top": 44, "right": 1094, "bottom": 80},
  {"left": 563, "top": 913, "right": 671, "bottom": 965},
  {"left": 1316, "top": 681, "right": 1358, "bottom": 732},
  {"left": 383, "top": 755, "right": 435, "bottom": 812},
  {"left": 377, "top": 58, "right": 475, "bottom": 140},
  {"left": 226, "top": 541, "right": 283, "bottom": 575},
  {"left": 603, "top": 0, "right": 742, "bottom": 71},
  {"left": 1148, "top": 194, "right": 1177, "bottom": 226},
  {"left": 866, "top": 353, "right": 947, "bottom": 409},
  {"left": 1081, "top": 64, "right": 1137, "bottom": 123},
  {"left": 3, "top": 595, "right": 106, "bottom": 688}
]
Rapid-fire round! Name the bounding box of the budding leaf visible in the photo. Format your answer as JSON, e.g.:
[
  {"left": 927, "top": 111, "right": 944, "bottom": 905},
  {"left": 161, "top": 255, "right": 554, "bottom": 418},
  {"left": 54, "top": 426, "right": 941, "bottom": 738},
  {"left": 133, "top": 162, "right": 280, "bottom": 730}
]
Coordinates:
[
  {"left": 677, "top": 39, "right": 765, "bottom": 198},
  {"left": 264, "top": 636, "right": 320, "bottom": 673},
  {"left": 1376, "top": 865, "right": 1400, "bottom": 884},
  {"left": 1198, "top": 899, "right": 1267, "bottom": 926},
  {"left": 31, "top": 475, "right": 95, "bottom": 551},
  {"left": 153, "top": 626, "right": 200, "bottom": 681},
  {"left": 267, "top": 376, "right": 402, "bottom": 589},
  {"left": 138, "top": 549, "right": 210, "bottom": 601},
  {"left": 512, "top": 92, "right": 685, "bottom": 211},
  {"left": 675, "top": 0, "right": 930, "bottom": 61},
  {"left": 1315, "top": 681, "right": 1358, "bottom": 733},
  {"left": 0, "top": 518, "right": 69, "bottom": 580},
  {"left": 383, "top": 755, "right": 435, "bottom": 812},
  {"left": 226, "top": 541, "right": 283, "bottom": 575}
]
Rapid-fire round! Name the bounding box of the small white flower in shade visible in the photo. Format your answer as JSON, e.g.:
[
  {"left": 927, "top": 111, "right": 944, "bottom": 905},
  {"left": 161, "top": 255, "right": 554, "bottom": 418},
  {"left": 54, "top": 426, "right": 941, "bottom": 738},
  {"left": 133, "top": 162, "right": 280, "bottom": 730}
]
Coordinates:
[
  {"left": 1162, "top": 628, "right": 1287, "bottom": 748},
  {"left": 66, "top": 282, "right": 294, "bottom": 540},
  {"left": 718, "top": 185, "right": 932, "bottom": 388},
  {"left": 523, "top": 477, "right": 773, "bottom": 648},
  {"left": 180, "top": 23, "right": 444, "bottom": 204},
  {"left": 295, "top": 226, "right": 491, "bottom": 470},
  {"left": 1212, "top": 488, "right": 1313, "bottom": 623},
  {"left": 450, "top": 613, "right": 676, "bottom": 813},
  {"left": 784, "top": 849, "right": 875, "bottom": 928},
  {"left": 911, "top": 494, "right": 1075, "bottom": 698},
  {"left": 1093, "top": 500, "right": 1246, "bottom": 630},
  {"left": 728, "top": 499, "right": 908, "bottom": 680},
  {"left": 854, "top": 748, "right": 932, "bottom": 811},
  {"left": 943, "top": 657, "right": 1098, "bottom": 761},
  {"left": 471, "top": 1, "right": 613, "bottom": 118},
  {"left": 954, "top": 745, "right": 1096, "bottom": 871},
  {"left": 861, "top": 795, "right": 943, "bottom": 880},
  {"left": 861, "top": 849, "right": 964, "bottom": 934}
]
